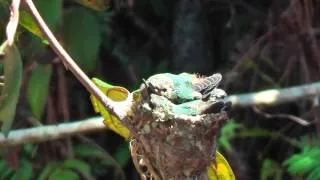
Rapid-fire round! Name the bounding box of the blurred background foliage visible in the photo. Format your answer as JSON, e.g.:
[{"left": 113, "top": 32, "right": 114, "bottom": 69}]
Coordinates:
[{"left": 0, "top": 0, "right": 320, "bottom": 179}]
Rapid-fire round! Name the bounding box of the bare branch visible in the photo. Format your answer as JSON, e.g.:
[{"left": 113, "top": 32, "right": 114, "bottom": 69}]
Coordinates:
[
  {"left": 23, "top": 0, "right": 129, "bottom": 120},
  {"left": 252, "top": 106, "right": 311, "bottom": 126},
  {"left": 0, "top": 81, "right": 319, "bottom": 146},
  {"left": 228, "top": 81, "right": 320, "bottom": 108},
  {"left": 0, "top": 117, "right": 104, "bottom": 147}
]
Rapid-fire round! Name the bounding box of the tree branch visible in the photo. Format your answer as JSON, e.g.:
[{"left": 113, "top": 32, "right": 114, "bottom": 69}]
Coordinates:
[
  {"left": 0, "top": 81, "right": 319, "bottom": 146},
  {"left": 23, "top": 0, "right": 129, "bottom": 120},
  {"left": 0, "top": 117, "right": 104, "bottom": 147},
  {"left": 228, "top": 81, "right": 320, "bottom": 107}
]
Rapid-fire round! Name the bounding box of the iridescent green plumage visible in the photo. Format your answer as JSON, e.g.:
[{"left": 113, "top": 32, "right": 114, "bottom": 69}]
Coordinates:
[{"left": 144, "top": 73, "right": 229, "bottom": 115}]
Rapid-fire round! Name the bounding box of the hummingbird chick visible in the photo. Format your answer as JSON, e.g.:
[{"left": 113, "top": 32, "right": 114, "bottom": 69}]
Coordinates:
[
  {"left": 192, "top": 73, "right": 222, "bottom": 101},
  {"left": 143, "top": 73, "right": 225, "bottom": 102},
  {"left": 142, "top": 73, "right": 199, "bottom": 104},
  {"left": 142, "top": 73, "right": 231, "bottom": 116}
]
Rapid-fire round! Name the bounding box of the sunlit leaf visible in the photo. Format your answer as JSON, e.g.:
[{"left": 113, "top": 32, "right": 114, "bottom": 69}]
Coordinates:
[
  {"left": 62, "top": 7, "right": 101, "bottom": 72},
  {"left": 19, "top": 10, "right": 44, "bottom": 40},
  {"left": 27, "top": 64, "right": 52, "bottom": 120},
  {"left": 284, "top": 147, "right": 320, "bottom": 178},
  {"left": 0, "top": 43, "right": 22, "bottom": 136},
  {"left": 307, "top": 166, "right": 320, "bottom": 180},
  {"left": 90, "top": 78, "right": 130, "bottom": 139},
  {"left": 207, "top": 151, "right": 235, "bottom": 180}
]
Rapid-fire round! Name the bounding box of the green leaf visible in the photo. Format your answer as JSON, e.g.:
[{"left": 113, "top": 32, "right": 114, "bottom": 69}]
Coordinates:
[
  {"left": 11, "top": 159, "right": 33, "bottom": 180},
  {"left": 37, "top": 162, "right": 59, "bottom": 180},
  {"left": 74, "top": 144, "right": 105, "bottom": 158},
  {"left": 260, "top": 159, "right": 283, "bottom": 180},
  {"left": 21, "top": 34, "right": 47, "bottom": 58},
  {"left": 242, "top": 58, "right": 279, "bottom": 87},
  {"left": 20, "top": 0, "right": 62, "bottom": 40},
  {"left": 19, "top": 10, "right": 44, "bottom": 40},
  {"left": 27, "top": 64, "right": 53, "bottom": 120},
  {"left": 0, "top": 43, "right": 23, "bottom": 136},
  {"left": 73, "top": 0, "right": 110, "bottom": 11},
  {"left": 286, "top": 155, "right": 318, "bottom": 174},
  {"left": 74, "top": 144, "right": 113, "bottom": 166},
  {"left": 114, "top": 142, "right": 130, "bottom": 167},
  {"left": 34, "top": 0, "right": 62, "bottom": 31},
  {"left": 63, "top": 158, "right": 91, "bottom": 175},
  {"left": 48, "top": 169, "right": 79, "bottom": 180},
  {"left": 218, "top": 120, "right": 243, "bottom": 151},
  {"left": 0, "top": 160, "right": 13, "bottom": 179},
  {"left": 283, "top": 147, "right": 320, "bottom": 178},
  {"left": 62, "top": 7, "right": 101, "bottom": 72},
  {"left": 307, "top": 166, "right": 320, "bottom": 180},
  {"left": 23, "top": 144, "right": 38, "bottom": 158}
]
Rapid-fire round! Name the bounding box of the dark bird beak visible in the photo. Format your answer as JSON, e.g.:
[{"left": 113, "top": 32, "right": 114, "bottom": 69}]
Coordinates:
[{"left": 199, "top": 100, "right": 232, "bottom": 114}]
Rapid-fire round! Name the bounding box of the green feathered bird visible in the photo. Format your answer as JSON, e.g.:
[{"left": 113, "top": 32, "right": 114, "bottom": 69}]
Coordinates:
[{"left": 142, "top": 73, "right": 230, "bottom": 116}]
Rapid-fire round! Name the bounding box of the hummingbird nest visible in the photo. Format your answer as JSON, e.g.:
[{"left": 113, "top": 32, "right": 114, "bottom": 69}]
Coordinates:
[{"left": 122, "top": 73, "right": 231, "bottom": 180}]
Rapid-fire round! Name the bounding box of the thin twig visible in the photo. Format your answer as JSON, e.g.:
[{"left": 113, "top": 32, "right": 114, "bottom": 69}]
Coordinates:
[
  {"left": 252, "top": 106, "right": 311, "bottom": 126},
  {"left": 231, "top": 0, "right": 299, "bottom": 72},
  {"left": 57, "top": 65, "right": 73, "bottom": 158},
  {"left": 23, "top": 0, "right": 129, "bottom": 120}
]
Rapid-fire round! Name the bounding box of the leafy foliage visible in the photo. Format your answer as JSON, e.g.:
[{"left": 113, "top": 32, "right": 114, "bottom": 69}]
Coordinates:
[
  {"left": 10, "top": 159, "right": 33, "bottom": 180},
  {"left": 218, "top": 120, "right": 244, "bottom": 152},
  {"left": 27, "top": 64, "right": 52, "bottom": 120},
  {"left": 260, "top": 159, "right": 283, "bottom": 180},
  {"left": 218, "top": 120, "right": 318, "bottom": 179},
  {"left": 0, "top": 143, "right": 127, "bottom": 180},
  {"left": 283, "top": 135, "right": 320, "bottom": 180},
  {"left": 62, "top": 7, "right": 101, "bottom": 72},
  {"left": 33, "top": 0, "right": 62, "bottom": 31},
  {"left": 0, "top": 43, "right": 22, "bottom": 136},
  {"left": 19, "top": 10, "right": 45, "bottom": 40}
]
